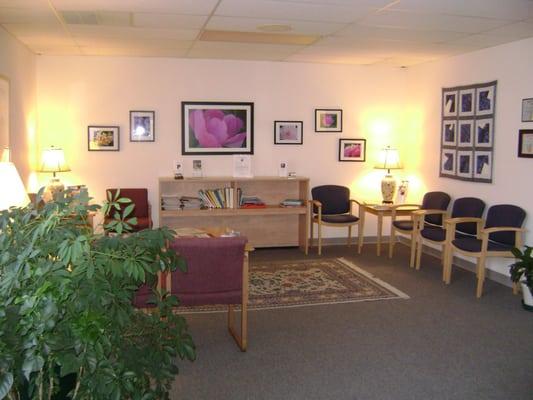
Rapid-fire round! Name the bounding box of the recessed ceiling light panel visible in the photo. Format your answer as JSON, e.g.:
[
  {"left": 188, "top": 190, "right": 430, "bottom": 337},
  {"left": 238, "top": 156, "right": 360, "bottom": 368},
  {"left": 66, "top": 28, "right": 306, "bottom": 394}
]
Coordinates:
[{"left": 257, "top": 24, "right": 292, "bottom": 32}]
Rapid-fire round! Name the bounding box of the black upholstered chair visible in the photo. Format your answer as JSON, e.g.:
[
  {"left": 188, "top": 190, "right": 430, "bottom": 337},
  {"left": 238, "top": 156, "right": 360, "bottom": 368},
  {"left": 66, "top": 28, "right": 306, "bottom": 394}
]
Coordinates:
[
  {"left": 307, "top": 185, "right": 361, "bottom": 255},
  {"left": 414, "top": 197, "right": 486, "bottom": 277},
  {"left": 444, "top": 204, "right": 526, "bottom": 298},
  {"left": 388, "top": 191, "right": 451, "bottom": 267}
]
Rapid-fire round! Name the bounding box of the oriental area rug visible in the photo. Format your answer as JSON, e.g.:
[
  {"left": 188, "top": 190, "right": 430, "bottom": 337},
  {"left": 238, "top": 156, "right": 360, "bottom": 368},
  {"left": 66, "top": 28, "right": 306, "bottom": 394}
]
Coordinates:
[{"left": 176, "top": 258, "right": 409, "bottom": 313}]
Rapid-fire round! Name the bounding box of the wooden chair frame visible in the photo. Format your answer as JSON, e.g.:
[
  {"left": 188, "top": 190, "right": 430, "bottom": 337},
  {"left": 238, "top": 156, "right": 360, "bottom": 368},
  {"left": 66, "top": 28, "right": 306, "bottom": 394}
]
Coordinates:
[
  {"left": 388, "top": 203, "right": 423, "bottom": 267},
  {"left": 307, "top": 198, "right": 361, "bottom": 256},
  {"left": 444, "top": 218, "right": 525, "bottom": 298},
  {"left": 412, "top": 209, "right": 450, "bottom": 272}
]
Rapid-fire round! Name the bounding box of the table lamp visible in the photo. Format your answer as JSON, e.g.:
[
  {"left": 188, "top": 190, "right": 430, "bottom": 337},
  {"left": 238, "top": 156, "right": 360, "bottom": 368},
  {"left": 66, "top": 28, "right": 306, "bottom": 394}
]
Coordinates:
[
  {"left": 375, "top": 146, "right": 402, "bottom": 204},
  {"left": 0, "top": 158, "right": 30, "bottom": 210},
  {"left": 39, "top": 146, "right": 71, "bottom": 199}
]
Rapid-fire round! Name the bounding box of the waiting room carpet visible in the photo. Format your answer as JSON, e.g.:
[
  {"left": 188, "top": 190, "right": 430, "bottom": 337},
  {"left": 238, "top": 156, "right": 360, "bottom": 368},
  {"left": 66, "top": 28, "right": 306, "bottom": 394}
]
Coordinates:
[{"left": 177, "top": 257, "right": 409, "bottom": 313}]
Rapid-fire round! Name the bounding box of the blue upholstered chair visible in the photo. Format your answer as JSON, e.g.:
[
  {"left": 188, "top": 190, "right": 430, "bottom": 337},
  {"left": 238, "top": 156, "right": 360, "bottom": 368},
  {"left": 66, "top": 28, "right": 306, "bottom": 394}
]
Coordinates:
[
  {"left": 388, "top": 191, "right": 451, "bottom": 267},
  {"left": 444, "top": 204, "right": 526, "bottom": 298},
  {"left": 413, "top": 197, "right": 486, "bottom": 277},
  {"left": 308, "top": 185, "right": 361, "bottom": 255}
]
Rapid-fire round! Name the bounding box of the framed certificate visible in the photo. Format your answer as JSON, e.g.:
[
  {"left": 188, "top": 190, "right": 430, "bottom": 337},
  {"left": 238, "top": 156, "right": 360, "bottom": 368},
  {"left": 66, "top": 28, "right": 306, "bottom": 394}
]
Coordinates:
[{"left": 522, "top": 98, "right": 533, "bottom": 122}]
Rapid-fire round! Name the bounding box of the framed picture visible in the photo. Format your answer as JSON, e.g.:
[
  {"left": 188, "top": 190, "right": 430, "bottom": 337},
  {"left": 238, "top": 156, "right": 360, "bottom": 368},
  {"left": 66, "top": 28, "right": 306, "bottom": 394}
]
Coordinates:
[
  {"left": 442, "top": 120, "right": 457, "bottom": 146},
  {"left": 130, "top": 110, "right": 155, "bottom": 142},
  {"left": 475, "top": 118, "right": 493, "bottom": 148},
  {"left": 440, "top": 149, "right": 456, "bottom": 176},
  {"left": 0, "top": 75, "right": 8, "bottom": 151},
  {"left": 459, "top": 88, "right": 475, "bottom": 117},
  {"left": 315, "top": 109, "right": 342, "bottom": 132},
  {"left": 339, "top": 138, "right": 366, "bottom": 162},
  {"left": 458, "top": 120, "right": 474, "bottom": 147},
  {"left": 457, "top": 150, "right": 473, "bottom": 179},
  {"left": 442, "top": 90, "right": 458, "bottom": 117},
  {"left": 87, "top": 126, "right": 120, "bottom": 151},
  {"left": 521, "top": 98, "right": 533, "bottom": 122},
  {"left": 473, "top": 151, "right": 492, "bottom": 181},
  {"left": 181, "top": 101, "right": 253, "bottom": 155},
  {"left": 518, "top": 129, "right": 533, "bottom": 158},
  {"left": 274, "top": 121, "right": 303, "bottom": 144},
  {"left": 476, "top": 84, "right": 496, "bottom": 116}
]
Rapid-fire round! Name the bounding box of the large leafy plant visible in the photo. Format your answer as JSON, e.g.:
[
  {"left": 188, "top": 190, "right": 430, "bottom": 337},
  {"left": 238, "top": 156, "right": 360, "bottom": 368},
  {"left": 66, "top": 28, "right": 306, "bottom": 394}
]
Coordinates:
[
  {"left": 0, "top": 189, "right": 195, "bottom": 399},
  {"left": 510, "top": 246, "right": 533, "bottom": 294}
]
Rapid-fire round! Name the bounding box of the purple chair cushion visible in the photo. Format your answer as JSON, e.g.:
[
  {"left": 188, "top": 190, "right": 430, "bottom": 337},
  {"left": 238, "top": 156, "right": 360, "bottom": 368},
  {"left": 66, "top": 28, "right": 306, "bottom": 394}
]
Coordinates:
[
  {"left": 393, "top": 220, "right": 414, "bottom": 231},
  {"left": 421, "top": 226, "right": 469, "bottom": 242},
  {"left": 169, "top": 236, "right": 248, "bottom": 306},
  {"left": 321, "top": 214, "right": 359, "bottom": 224},
  {"left": 452, "top": 237, "right": 513, "bottom": 253}
]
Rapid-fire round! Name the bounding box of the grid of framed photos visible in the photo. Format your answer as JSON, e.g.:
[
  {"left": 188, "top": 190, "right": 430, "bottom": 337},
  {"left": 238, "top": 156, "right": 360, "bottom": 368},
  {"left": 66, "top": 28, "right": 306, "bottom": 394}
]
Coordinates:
[{"left": 440, "top": 81, "right": 497, "bottom": 183}]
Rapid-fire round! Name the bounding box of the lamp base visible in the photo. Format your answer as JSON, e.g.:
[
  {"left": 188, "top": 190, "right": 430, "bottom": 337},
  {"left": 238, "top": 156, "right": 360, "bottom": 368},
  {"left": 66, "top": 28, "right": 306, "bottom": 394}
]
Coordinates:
[
  {"left": 44, "top": 178, "right": 65, "bottom": 202},
  {"left": 381, "top": 174, "right": 397, "bottom": 204}
]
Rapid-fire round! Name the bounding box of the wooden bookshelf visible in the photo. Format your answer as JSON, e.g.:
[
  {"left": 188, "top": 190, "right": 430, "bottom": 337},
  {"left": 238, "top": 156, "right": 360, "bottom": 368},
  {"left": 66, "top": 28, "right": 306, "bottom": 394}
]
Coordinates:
[{"left": 158, "top": 176, "right": 309, "bottom": 248}]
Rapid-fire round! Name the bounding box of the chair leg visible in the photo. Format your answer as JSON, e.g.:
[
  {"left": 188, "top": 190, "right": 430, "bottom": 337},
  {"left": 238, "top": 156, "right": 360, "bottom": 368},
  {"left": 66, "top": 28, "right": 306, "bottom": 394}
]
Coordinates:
[
  {"left": 444, "top": 249, "right": 453, "bottom": 285},
  {"left": 513, "top": 282, "right": 519, "bottom": 295},
  {"left": 318, "top": 221, "right": 322, "bottom": 256},
  {"left": 442, "top": 244, "right": 448, "bottom": 282},
  {"left": 389, "top": 228, "right": 395, "bottom": 258},
  {"left": 227, "top": 305, "right": 247, "bottom": 351},
  {"left": 357, "top": 223, "right": 362, "bottom": 254},
  {"left": 415, "top": 236, "right": 423, "bottom": 270},
  {"left": 310, "top": 218, "right": 314, "bottom": 250},
  {"left": 409, "top": 233, "right": 417, "bottom": 268},
  {"left": 347, "top": 225, "right": 352, "bottom": 247},
  {"left": 476, "top": 255, "right": 486, "bottom": 298}
]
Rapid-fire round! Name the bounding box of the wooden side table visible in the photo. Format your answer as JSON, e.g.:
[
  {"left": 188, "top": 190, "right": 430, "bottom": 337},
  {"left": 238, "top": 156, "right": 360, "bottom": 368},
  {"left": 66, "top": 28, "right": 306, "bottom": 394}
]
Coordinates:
[{"left": 358, "top": 202, "right": 418, "bottom": 256}]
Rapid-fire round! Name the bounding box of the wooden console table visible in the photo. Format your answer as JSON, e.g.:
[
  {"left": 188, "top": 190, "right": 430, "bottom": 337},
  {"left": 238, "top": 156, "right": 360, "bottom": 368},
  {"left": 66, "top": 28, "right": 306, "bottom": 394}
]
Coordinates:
[{"left": 358, "top": 202, "right": 418, "bottom": 256}]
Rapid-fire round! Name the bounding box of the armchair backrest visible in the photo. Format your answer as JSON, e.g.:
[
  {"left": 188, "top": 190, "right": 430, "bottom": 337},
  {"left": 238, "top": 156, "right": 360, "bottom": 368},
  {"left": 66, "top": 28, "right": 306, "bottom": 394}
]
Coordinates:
[
  {"left": 311, "top": 185, "right": 350, "bottom": 215},
  {"left": 451, "top": 197, "right": 486, "bottom": 235},
  {"left": 485, "top": 204, "right": 526, "bottom": 246},
  {"left": 106, "top": 188, "right": 149, "bottom": 218},
  {"left": 421, "top": 191, "right": 451, "bottom": 225},
  {"left": 168, "top": 237, "right": 248, "bottom": 306}
]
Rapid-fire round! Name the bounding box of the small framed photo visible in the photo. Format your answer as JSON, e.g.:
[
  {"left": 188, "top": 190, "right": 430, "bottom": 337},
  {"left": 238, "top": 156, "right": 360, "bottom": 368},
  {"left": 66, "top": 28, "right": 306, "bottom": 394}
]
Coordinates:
[
  {"left": 473, "top": 151, "right": 492, "bottom": 181},
  {"left": 442, "top": 120, "right": 457, "bottom": 146},
  {"left": 459, "top": 88, "right": 475, "bottom": 117},
  {"left": 315, "top": 109, "right": 342, "bottom": 132},
  {"left": 88, "top": 126, "right": 119, "bottom": 151},
  {"left": 339, "top": 138, "right": 366, "bottom": 162},
  {"left": 521, "top": 98, "right": 533, "bottom": 122},
  {"left": 440, "top": 149, "right": 456, "bottom": 176},
  {"left": 458, "top": 120, "right": 474, "bottom": 147},
  {"left": 475, "top": 118, "right": 493, "bottom": 148},
  {"left": 476, "top": 84, "right": 496, "bottom": 116},
  {"left": 442, "top": 90, "right": 458, "bottom": 117},
  {"left": 130, "top": 110, "right": 155, "bottom": 142},
  {"left": 274, "top": 121, "right": 303, "bottom": 144},
  {"left": 457, "top": 150, "right": 473, "bottom": 179},
  {"left": 518, "top": 129, "right": 533, "bottom": 158}
]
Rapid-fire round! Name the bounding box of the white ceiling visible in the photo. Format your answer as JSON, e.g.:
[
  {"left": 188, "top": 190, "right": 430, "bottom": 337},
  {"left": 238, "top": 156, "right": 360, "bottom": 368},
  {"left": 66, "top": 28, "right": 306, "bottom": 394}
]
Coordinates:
[{"left": 1, "top": 0, "right": 533, "bottom": 67}]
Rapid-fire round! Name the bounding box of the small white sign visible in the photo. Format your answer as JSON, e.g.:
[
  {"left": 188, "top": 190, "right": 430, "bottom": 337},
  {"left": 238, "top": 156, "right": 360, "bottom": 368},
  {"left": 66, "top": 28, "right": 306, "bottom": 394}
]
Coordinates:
[
  {"left": 279, "top": 161, "right": 288, "bottom": 177},
  {"left": 233, "top": 155, "right": 253, "bottom": 178}
]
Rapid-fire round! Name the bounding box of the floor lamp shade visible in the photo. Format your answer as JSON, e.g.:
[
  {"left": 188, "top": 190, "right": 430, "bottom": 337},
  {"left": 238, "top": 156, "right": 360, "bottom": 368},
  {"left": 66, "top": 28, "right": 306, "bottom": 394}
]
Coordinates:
[
  {"left": 375, "top": 147, "right": 402, "bottom": 203},
  {"left": 0, "top": 162, "right": 30, "bottom": 210}
]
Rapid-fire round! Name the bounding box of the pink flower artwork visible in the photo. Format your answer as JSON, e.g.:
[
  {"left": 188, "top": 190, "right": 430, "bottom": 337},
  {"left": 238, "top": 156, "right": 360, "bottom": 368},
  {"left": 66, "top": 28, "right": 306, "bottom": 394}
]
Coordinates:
[
  {"left": 321, "top": 113, "right": 336, "bottom": 128},
  {"left": 344, "top": 144, "right": 361, "bottom": 158},
  {"left": 280, "top": 126, "right": 298, "bottom": 140},
  {"left": 189, "top": 109, "right": 247, "bottom": 148}
]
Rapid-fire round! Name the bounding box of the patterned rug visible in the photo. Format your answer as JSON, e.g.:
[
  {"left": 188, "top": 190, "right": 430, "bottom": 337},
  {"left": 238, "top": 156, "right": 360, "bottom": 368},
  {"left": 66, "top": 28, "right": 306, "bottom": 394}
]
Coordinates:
[{"left": 176, "top": 258, "right": 409, "bottom": 313}]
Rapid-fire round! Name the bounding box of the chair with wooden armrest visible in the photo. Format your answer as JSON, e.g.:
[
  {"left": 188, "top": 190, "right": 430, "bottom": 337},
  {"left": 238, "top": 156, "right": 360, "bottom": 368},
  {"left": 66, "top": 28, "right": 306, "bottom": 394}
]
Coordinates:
[
  {"left": 444, "top": 204, "right": 526, "bottom": 298},
  {"left": 415, "top": 197, "right": 486, "bottom": 274},
  {"left": 105, "top": 188, "right": 153, "bottom": 233},
  {"left": 308, "top": 185, "right": 361, "bottom": 256},
  {"left": 389, "top": 191, "right": 451, "bottom": 268}
]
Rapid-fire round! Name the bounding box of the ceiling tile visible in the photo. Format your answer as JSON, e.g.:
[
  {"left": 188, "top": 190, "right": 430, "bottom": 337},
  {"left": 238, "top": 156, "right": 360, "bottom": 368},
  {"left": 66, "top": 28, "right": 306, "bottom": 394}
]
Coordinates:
[
  {"left": 30, "top": 45, "right": 82, "bottom": 55},
  {"left": 0, "top": 8, "right": 58, "bottom": 24},
  {"left": 68, "top": 25, "right": 199, "bottom": 40},
  {"left": 215, "top": 0, "right": 377, "bottom": 23},
  {"left": 51, "top": 0, "right": 218, "bottom": 14},
  {"left": 80, "top": 46, "right": 190, "bottom": 57},
  {"left": 286, "top": 50, "right": 386, "bottom": 65},
  {"left": 0, "top": 0, "right": 48, "bottom": 8},
  {"left": 188, "top": 41, "right": 304, "bottom": 61},
  {"left": 74, "top": 36, "right": 193, "bottom": 50},
  {"left": 133, "top": 12, "right": 208, "bottom": 29},
  {"left": 335, "top": 24, "right": 468, "bottom": 43},
  {"left": 2, "top": 22, "right": 66, "bottom": 37},
  {"left": 360, "top": 9, "right": 511, "bottom": 33},
  {"left": 16, "top": 33, "right": 75, "bottom": 47}
]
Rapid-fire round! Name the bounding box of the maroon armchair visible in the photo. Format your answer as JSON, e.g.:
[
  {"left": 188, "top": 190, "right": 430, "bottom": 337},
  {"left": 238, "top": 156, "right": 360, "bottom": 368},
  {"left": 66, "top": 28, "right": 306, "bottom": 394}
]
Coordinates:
[
  {"left": 168, "top": 236, "right": 250, "bottom": 351},
  {"left": 105, "top": 188, "right": 152, "bottom": 232}
]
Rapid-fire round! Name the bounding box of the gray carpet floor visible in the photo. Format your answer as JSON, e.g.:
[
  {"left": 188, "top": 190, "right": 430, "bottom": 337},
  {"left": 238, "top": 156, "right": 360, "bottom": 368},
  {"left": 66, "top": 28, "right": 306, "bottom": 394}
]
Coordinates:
[{"left": 170, "top": 244, "right": 533, "bottom": 400}]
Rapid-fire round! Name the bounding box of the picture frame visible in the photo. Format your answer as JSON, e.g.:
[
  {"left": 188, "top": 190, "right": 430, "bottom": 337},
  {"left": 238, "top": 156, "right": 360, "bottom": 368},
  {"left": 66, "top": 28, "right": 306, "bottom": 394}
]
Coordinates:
[
  {"left": 130, "top": 110, "right": 155, "bottom": 142},
  {"left": 440, "top": 149, "right": 456, "bottom": 176},
  {"left": 476, "top": 84, "right": 496, "bottom": 116},
  {"left": 442, "top": 90, "right": 458, "bottom": 117},
  {"left": 518, "top": 129, "right": 533, "bottom": 158},
  {"left": 458, "top": 120, "right": 474, "bottom": 147},
  {"left": 521, "top": 98, "right": 533, "bottom": 122},
  {"left": 181, "top": 101, "right": 253, "bottom": 155},
  {"left": 474, "top": 118, "right": 493, "bottom": 148},
  {"left": 87, "top": 126, "right": 120, "bottom": 151},
  {"left": 338, "top": 138, "right": 366, "bottom": 162},
  {"left": 459, "top": 88, "right": 475, "bottom": 117},
  {"left": 315, "top": 109, "right": 342, "bottom": 132},
  {"left": 0, "top": 75, "right": 9, "bottom": 151},
  {"left": 457, "top": 150, "right": 473, "bottom": 179},
  {"left": 274, "top": 121, "right": 303, "bottom": 144},
  {"left": 473, "top": 151, "right": 492, "bottom": 181},
  {"left": 442, "top": 120, "right": 457, "bottom": 146}
]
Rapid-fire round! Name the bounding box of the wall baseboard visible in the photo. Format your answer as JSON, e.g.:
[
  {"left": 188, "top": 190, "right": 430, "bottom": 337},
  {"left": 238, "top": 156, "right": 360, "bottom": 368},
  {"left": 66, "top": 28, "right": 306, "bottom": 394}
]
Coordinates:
[{"left": 312, "top": 236, "right": 512, "bottom": 288}]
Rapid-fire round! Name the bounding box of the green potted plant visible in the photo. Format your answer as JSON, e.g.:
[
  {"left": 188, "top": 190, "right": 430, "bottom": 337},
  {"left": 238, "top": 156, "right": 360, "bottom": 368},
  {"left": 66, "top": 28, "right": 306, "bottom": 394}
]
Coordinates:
[
  {"left": 0, "top": 189, "right": 195, "bottom": 399},
  {"left": 510, "top": 246, "right": 533, "bottom": 311}
]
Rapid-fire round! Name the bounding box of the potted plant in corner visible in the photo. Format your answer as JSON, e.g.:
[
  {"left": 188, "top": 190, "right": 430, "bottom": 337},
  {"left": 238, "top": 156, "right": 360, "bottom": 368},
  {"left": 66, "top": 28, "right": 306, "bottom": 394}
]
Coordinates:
[
  {"left": 510, "top": 246, "right": 533, "bottom": 311},
  {"left": 0, "top": 189, "right": 196, "bottom": 399}
]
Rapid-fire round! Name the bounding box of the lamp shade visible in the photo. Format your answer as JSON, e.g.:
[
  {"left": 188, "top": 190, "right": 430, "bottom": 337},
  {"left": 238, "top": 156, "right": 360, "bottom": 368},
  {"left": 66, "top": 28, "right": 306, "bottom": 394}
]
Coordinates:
[
  {"left": 375, "top": 146, "right": 402, "bottom": 172},
  {"left": 0, "top": 162, "right": 30, "bottom": 210},
  {"left": 39, "top": 147, "right": 71, "bottom": 174}
]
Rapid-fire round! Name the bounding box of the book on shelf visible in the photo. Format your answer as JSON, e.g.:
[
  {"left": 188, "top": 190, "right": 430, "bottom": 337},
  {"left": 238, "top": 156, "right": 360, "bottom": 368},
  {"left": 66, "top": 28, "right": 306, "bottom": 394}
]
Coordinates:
[
  {"left": 197, "top": 187, "right": 234, "bottom": 209},
  {"left": 280, "top": 199, "right": 304, "bottom": 207}
]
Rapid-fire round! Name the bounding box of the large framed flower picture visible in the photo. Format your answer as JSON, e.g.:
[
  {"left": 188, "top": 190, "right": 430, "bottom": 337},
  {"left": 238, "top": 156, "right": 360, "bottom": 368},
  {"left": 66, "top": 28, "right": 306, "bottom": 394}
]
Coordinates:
[{"left": 181, "top": 101, "right": 254, "bottom": 155}]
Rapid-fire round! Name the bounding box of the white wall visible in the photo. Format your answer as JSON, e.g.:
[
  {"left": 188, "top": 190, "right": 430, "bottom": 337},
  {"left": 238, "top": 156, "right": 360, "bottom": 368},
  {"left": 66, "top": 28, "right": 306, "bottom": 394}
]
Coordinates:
[
  {"left": 36, "top": 56, "right": 409, "bottom": 235},
  {"left": 406, "top": 36, "right": 533, "bottom": 275},
  {"left": 0, "top": 27, "right": 36, "bottom": 181}
]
